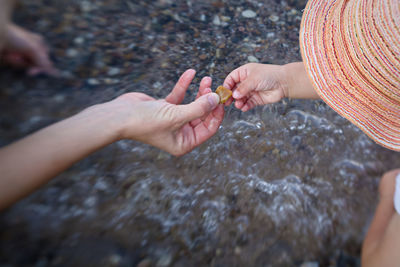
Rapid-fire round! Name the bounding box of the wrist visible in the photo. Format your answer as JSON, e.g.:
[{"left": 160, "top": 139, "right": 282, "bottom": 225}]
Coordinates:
[
  {"left": 280, "top": 63, "right": 292, "bottom": 98},
  {"left": 282, "top": 62, "right": 320, "bottom": 99},
  {"left": 80, "top": 102, "right": 125, "bottom": 143}
]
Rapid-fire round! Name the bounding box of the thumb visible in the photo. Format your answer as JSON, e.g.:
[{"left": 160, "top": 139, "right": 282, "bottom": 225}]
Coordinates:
[
  {"left": 177, "top": 93, "right": 220, "bottom": 123},
  {"left": 232, "top": 78, "right": 254, "bottom": 99}
]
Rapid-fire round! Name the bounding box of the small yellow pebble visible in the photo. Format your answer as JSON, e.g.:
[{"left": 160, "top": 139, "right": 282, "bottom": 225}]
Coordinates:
[{"left": 215, "top": 85, "right": 232, "bottom": 104}]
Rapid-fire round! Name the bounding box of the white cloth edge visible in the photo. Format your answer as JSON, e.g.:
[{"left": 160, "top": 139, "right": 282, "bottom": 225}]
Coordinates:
[{"left": 395, "top": 173, "right": 400, "bottom": 215}]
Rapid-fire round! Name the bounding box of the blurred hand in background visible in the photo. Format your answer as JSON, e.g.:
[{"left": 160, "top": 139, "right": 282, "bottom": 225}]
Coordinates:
[
  {"left": 0, "top": 0, "right": 58, "bottom": 76},
  {"left": 1, "top": 23, "right": 58, "bottom": 76}
]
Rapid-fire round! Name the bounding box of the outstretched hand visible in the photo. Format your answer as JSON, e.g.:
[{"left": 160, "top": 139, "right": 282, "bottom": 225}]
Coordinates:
[
  {"left": 0, "top": 69, "right": 223, "bottom": 209},
  {"left": 109, "top": 69, "right": 224, "bottom": 156}
]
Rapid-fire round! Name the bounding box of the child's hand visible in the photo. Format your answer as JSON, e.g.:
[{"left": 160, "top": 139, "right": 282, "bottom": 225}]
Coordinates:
[{"left": 223, "top": 63, "right": 288, "bottom": 112}]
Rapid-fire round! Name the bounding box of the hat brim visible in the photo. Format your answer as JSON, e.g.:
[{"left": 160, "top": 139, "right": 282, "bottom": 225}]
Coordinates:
[{"left": 300, "top": 0, "right": 400, "bottom": 151}]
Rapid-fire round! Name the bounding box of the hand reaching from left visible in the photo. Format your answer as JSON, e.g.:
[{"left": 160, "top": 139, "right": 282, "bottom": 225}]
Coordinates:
[
  {"left": 1, "top": 23, "right": 58, "bottom": 76},
  {"left": 106, "top": 69, "right": 224, "bottom": 156},
  {"left": 0, "top": 69, "right": 223, "bottom": 210}
]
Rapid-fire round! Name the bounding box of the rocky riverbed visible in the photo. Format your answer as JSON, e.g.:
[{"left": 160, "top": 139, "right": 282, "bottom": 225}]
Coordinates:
[{"left": 1, "top": 0, "right": 399, "bottom": 266}]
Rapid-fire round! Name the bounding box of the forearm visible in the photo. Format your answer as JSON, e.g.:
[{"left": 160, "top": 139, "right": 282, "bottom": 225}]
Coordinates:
[
  {"left": 363, "top": 214, "right": 400, "bottom": 267},
  {"left": 0, "top": 102, "right": 122, "bottom": 210},
  {"left": 282, "top": 62, "right": 320, "bottom": 100},
  {"left": 0, "top": 0, "right": 15, "bottom": 49},
  {"left": 362, "top": 197, "right": 395, "bottom": 259}
]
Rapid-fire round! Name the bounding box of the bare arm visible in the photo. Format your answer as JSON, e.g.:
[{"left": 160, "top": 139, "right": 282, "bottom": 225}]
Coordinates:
[
  {"left": 364, "top": 215, "right": 400, "bottom": 266},
  {"left": 282, "top": 62, "right": 320, "bottom": 99},
  {"left": 362, "top": 169, "right": 400, "bottom": 266},
  {"left": 0, "top": 104, "right": 120, "bottom": 210},
  {"left": 0, "top": 0, "right": 15, "bottom": 49},
  {"left": 0, "top": 70, "right": 223, "bottom": 210}
]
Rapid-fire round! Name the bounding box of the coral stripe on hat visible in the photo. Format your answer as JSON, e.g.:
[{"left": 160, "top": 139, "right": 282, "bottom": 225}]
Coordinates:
[{"left": 300, "top": 0, "right": 400, "bottom": 151}]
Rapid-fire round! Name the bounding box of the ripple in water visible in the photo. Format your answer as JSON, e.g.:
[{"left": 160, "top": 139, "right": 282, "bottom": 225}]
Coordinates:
[{"left": 1, "top": 100, "right": 398, "bottom": 266}]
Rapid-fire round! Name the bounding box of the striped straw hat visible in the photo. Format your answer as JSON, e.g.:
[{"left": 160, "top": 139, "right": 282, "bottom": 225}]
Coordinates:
[{"left": 300, "top": 0, "right": 400, "bottom": 151}]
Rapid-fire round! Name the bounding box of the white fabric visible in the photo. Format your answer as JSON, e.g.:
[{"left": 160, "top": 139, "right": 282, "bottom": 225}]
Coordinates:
[{"left": 395, "top": 174, "right": 400, "bottom": 214}]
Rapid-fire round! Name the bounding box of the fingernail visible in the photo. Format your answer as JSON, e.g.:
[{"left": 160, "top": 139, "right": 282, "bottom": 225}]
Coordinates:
[
  {"left": 187, "top": 69, "right": 196, "bottom": 75},
  {"left": 204, "top": 87, "right": 212, "bottom": 93},
  {"left": 233, "top": 91, "right": 241, "bottom": 98},
  {"left": 208, "top": 93, "right": 220, "bottom": 107}
]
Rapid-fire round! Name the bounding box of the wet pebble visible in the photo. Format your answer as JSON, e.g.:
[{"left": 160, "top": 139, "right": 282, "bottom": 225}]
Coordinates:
[
  {"left": 80, "top": 1, "right": 94, "bottom": 12},
  {"left": 242, "top": 10, "right": 257, "bottom": 18},
  {"left": 108, "top": 254, "right": 122, "bottom": 266},
  {"left": 199, "top": 54, "right": 208, "bottom": 60},
  {"left": 234, "top": 246, "right": 241, "bottom": 255},
  {"left": 156, "top": 253, "right": 172, "bottom": 267},
  {"left": 107, "top": 67, "right": 121, "bottom": 76},
  {"left": 269, "top": 15, "right": 280, "bottom": 22},
  {"left": 73, "top": 37, "right": 85, "bottom": 45},
  {"left": 247, "top": 55, "right": 259, "bottom": 63},
  {"left": 137, "top": 258, "right": 152, "bottom": 267},
  {"left": 213, "top": 15, "right": 221, "bottom": 26},
  {"left": 291, "top": 136, "right": 302, "bottom": 146},
  {"left": 87, "top": 78, "right": 100, "bottom": 86},
  {"left": 300, "top": 262, "right": 319, "bottom": 267},
  {"left": 66, "top": 48, "right": 79, "bottom": 58},
  {"left": 215, "top": 248, "right": 222, "bottom": 256}
]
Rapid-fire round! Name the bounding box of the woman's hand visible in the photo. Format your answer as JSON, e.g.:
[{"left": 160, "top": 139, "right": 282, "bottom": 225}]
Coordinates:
[
  {"left": 107, "top": 69, "right": 224, "bottom": 156},
  {"left": 223, "top": 63, "right": 288, "bottom": 112},
  {"left": 0, "top": 69, "right": 223, "bottom": 209}
]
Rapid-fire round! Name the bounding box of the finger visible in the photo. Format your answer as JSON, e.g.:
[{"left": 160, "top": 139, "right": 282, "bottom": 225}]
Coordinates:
[
  {"left": 212, "top": 104, "right": 225, "bottom": 121},
  {"left": 202, "top": 103, "right": 224, "bottom": 127},
  {"left": 28, "top": 46, "right": 53, "bottom": 69},
  {"left": 28, "top": 49, "right": 60, "bottom": 77},
  {"left": 224, "top": 97, "right": 234, "bottom": 106},
  {"left": 177, "top": 93, "right": 220, "bottom": 124},
  {"left": 44, "top": 67, "right": 60, "bottom": 77},
  {"left": 241, "top": 103, "right": 251, "bottom": 112},
  {"left": 195, "top": 87, "right": 212, "bottom": 103},
  {"left": 241, "top": 97, "right": 258, "bottom": 112},
  {"left": 32, "top": 34, "right": 49, "bottom": 53},
  {"left": 192, "top": 78, "right": 213, "bottom": 125},
  {"left": 234, "top": 97, "right": 247, "bottom": 109},
  {"left": 27, "top": 65, "right": 60, "bottom": 77},
  {"left": 223, "top": 66, "right": 245, "bottom": 90},
  {"left": 192, "top": 104, "right": 224, "bottom": 145},
  {"left": 2, "top": 52, "right": 30, "bottom": 68},
  {"left": 231, "top": 78, "right": 255, "bottom": 99},
  {"left": 196, "top": 76, "right": 212, "bottom": 99},
  {"left": 27, "top": 67, "right": 42, "bottom": 76},
  {"left": 190, "top": 95, "right": 217, "bottom": 128},
  {"left": 165, "top": 69, "right": 196, "bottom": 104},
  {"left": 190, "top": 87, "right": 212, "bottom": 126}
]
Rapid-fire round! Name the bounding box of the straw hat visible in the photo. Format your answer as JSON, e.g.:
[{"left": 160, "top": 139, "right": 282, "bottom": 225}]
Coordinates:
[{"left": 300, "top": 0, "right": 400, "bottom": 151}]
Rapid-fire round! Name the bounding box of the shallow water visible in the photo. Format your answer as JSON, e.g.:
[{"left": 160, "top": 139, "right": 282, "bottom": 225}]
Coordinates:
[{"left": 1, "top": 0, "right": 399, "bottom": 266}]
